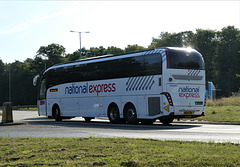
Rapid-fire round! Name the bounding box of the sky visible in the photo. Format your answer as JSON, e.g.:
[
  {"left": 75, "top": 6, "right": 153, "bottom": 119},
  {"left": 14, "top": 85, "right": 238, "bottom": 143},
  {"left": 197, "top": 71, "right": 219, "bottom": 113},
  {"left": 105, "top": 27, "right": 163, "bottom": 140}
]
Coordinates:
[{"left": 0, "top": 0, "right": 240, "bottom": 63}]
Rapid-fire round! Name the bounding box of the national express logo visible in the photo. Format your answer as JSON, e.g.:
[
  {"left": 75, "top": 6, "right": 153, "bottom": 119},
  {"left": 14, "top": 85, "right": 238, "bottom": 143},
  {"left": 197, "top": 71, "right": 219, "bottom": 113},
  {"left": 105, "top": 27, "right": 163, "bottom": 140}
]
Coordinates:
[
  {"left": 178, "top": 86, "right": 200, "bottom": 99},
  {"left": 65, "top": 83, "right": 116, "bottom": 96}
]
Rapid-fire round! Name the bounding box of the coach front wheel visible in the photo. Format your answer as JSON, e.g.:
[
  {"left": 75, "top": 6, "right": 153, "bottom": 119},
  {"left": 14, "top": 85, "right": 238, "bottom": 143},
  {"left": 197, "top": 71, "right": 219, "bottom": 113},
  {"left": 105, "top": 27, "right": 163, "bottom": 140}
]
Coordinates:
[
  {"left": 108, "top": 104, "right": 124, "bottom": 123},
  {"left": 53, "top": 105, "right": 62, "bottom": 122}
]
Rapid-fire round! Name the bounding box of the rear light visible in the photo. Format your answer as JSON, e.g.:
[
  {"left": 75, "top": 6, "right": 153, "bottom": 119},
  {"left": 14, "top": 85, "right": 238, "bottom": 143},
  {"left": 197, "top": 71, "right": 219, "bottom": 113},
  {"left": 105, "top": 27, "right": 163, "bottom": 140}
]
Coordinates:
[{"left": 161, "top": 92, "right": 174, "bottom": 106}]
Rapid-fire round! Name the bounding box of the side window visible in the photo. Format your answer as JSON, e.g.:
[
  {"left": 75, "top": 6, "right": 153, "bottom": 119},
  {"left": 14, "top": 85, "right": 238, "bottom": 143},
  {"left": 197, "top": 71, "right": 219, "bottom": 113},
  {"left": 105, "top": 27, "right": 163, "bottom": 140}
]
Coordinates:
[
  {"left": 119, "top": 57, "right": 134, "bottom": 77},
  {"left": 144, "top": 54, "right": 162, "bottom": 75},
  {"left": 97, "top": 59, "right": 121, "bottom": 79},
  {"left": 86, "top": 62, "right": 99, "bottom": 81},
  {"left": 79, "top": 64, "right": 88, "bottom": 81},
  {"left": 39, "top": 78, "right": 46, "bottom": 100},
  {"left": 132, "top": 56, "right": 145, "bottom": 76},
  {"left": 47, "top": 68, "right": 66, "bottom": 88},
  {"left": 120, "top": 56, "right": 144, "bottom": 77},
  {"left": 44, "top": 53, "right": 163, "bottom": 87}
]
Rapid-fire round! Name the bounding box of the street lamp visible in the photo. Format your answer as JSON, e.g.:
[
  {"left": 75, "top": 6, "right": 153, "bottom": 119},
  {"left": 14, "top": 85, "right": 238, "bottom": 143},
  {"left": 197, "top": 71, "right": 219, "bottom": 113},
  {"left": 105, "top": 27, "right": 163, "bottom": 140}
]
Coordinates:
[{"left": 70, "top": 30, "right": 90, "bottom": 60}]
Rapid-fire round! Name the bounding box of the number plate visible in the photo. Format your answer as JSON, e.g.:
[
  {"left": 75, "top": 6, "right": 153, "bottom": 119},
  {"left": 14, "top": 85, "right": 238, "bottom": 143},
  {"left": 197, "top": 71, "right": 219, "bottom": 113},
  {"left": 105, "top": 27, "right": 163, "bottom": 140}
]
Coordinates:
[{"left": 184, "top": 111, "right": 193, "bottom": 115}]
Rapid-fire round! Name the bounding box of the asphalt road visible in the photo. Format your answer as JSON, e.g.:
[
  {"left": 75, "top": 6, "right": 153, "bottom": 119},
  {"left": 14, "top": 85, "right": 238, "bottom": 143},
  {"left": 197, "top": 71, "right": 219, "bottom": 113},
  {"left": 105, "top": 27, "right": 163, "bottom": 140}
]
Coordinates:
[{"left": 0, "top": 110, "right": 240, "bottom": 143}]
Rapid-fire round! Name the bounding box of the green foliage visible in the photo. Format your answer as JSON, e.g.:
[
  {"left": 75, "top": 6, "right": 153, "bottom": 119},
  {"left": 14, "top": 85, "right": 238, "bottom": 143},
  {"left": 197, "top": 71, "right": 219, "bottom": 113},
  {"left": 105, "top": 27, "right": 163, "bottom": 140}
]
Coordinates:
[
  {"left": 150, "top": 32, "right": 183, "bottom": 48},
  {"left": 107, "top": 46, "right": 124, "bottom": 55},
  {"left": 216, "top": 26, "right": 240, "bottom": 96},
  {"left": 0, "top": 59, "right": 8, "bottom": 102},
  {"left": 36, "top": 43, "right": 66, "bottom": 67},
  {"left": 207, "top": 96, "right": 240, "bottom": 107},
  {"left": 65, "top": 51, "right": 80, "bottom": 61},
  {"left": 191, "top": 96, "right": 240, "bottom": 122},
  {"left": 0, "top": 137, "right": 240, "bottom": 166},
  {"left": 194, "top": 29, "right": 218, "bottom": 82},
  {"left": 125, "top": 44, "right": 146, "bottom": 53}
]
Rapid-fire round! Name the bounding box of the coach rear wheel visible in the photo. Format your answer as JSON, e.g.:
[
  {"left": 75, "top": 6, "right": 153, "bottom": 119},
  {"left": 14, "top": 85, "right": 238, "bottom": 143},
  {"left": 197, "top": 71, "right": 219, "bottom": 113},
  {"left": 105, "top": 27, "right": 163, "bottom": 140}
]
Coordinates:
[
  {"left": 124, "top": 104, "right": 138, "bottom": 124},
  {"left": 53, "top": 105, "right": 62, "bottom": 122},
  {"left": 159, "top": 116, "right": 174, "bottom": 125},
  {"left": 141, "top": 119, "right": 155, "bottom": 125},
  {"left": 84, "top": 117, "right": 94, "bottom": 122}
]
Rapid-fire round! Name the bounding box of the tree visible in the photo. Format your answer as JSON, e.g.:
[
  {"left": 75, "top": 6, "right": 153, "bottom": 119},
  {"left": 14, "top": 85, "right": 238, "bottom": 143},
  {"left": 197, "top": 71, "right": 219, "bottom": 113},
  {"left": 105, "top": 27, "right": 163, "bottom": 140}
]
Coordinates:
[
  {"left": 36, "top": 43, "right": 66, "bottom": 67},
  {"left": 66, "top": 51, "right": 80, "bottom": 62},
  {"left": 32, "top": 56, "right": 47, "bottom": 75},
  {"left": 216, "top": 26, "right": 240, "bottom": 96},
  {"left": 149, "top": 32, "right": 183, "bottom": 48},
  {"left": 107, "top": 46, "right": 124, "bottom": 55},
  {"left": 0, "top": 59, "right": 8, "bottom": 104},
  {"left": 194, "top": 29, "right": 218, "bottom": 83},
  {"left": 181, "top": 31, "right": 195, "bottom": 48},
  {"left": 125, "top": 44, "right": 145, "bottom": 53},
  {"left": 87, "top": 46, "right": 108, "bottom": 57},
  {"left": 7, "top": 60, "right": 37, "bottom": 105}
]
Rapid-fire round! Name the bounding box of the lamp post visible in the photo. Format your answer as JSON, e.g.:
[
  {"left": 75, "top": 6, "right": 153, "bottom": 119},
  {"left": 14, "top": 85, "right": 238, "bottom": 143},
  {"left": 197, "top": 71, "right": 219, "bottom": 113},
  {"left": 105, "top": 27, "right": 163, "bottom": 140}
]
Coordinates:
[{"left": 70, "top": 30, "right": 90, "bottom": 60}]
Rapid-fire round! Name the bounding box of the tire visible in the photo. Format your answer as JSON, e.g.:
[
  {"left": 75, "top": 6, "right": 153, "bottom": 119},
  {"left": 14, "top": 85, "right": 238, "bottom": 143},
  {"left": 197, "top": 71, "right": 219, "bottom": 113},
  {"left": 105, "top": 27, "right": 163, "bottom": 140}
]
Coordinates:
[
  {"left": 108, "top": 104, "right": 122, "bottom": 124},
  {"left": 124, "top": 104, "right": 138, "bottom": 124},
  {"left": 53, "top": 105, "right": 62, "bottom": 122},
  {"left": 141, "top": 119, "right": 155, "bottom": 125},
  {"left": 159, "top": 116, "right": 174, "bottom": 125},
  {"left": 84, "top": 117, "right": 94, "bottom": 122}
]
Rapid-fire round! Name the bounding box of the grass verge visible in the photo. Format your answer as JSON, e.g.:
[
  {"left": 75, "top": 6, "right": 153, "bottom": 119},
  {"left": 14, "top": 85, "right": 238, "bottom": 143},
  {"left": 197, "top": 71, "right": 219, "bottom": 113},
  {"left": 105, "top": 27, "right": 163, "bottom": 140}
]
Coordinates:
[
  {"left": 0, "top": 137, "right": 240, "bottom": 166},
  {"left": 186, "top": 96, "right": 240, "bottom": 123}
]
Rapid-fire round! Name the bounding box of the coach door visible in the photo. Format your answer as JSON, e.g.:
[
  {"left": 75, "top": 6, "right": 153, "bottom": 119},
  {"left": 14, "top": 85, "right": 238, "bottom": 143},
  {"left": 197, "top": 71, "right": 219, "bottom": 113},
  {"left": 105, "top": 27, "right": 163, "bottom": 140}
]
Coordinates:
[{"left": 38, "top": 77, "right": 47, "bottom": 116}]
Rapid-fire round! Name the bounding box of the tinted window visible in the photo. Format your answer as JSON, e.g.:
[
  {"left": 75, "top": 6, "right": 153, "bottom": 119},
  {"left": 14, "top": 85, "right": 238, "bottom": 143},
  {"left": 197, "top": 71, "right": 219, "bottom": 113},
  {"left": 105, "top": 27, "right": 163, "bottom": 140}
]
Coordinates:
[
  {"left": 45, "top": 53, "right": 162, "bottom": 88},
  {"left": 47, "top": 68, "right": 67, "bottom": 88},
  {"left": 144, "top": 54, "right": 162, "bottom": 75},
  {"left": 39, "top": 78, "right": 46, "bottom": 100},
  {"left": 167, "top": 49, "right": 204, "bottom": 70},
  {"left": 120, "top": 56, "right": 145, "bottom": 77}
]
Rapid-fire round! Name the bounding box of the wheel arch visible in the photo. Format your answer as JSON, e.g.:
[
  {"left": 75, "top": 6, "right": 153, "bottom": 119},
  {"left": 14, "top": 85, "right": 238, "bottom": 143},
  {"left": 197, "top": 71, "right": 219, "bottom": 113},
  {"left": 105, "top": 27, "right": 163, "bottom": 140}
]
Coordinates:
[
  {"left": 123, "top": 101, "right": 138, "bottom": 124},
  {"left": 106, "top": 99, "right": 123, "bottom": 118},
  {"left": 123, "top": 102, "right": 135, "bottom": 114},
  {"left": 52, "top": 103, "right": 60, "bottom": 117},
  {"left": 107, "top": 102, "right": 126, "bottom": 124}
]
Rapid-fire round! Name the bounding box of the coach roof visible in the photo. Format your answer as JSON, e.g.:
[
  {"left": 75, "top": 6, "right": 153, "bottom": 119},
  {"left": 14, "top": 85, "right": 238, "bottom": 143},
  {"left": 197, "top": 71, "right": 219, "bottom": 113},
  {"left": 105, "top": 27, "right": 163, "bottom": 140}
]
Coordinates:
[{"left": 43, "top": 47, "right": 195, "bottom": 75}]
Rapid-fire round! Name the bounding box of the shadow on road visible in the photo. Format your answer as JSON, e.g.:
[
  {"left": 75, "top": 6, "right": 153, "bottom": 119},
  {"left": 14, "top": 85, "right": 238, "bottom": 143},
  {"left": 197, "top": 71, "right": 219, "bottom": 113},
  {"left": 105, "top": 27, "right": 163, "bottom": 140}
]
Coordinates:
[{"left": 24, "top": 117, "right": 201, "bottom": 131}]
